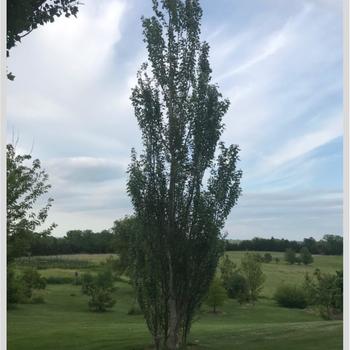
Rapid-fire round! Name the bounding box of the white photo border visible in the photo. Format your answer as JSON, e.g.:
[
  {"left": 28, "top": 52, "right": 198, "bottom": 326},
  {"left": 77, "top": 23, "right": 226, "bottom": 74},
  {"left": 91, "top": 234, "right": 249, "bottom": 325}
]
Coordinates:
[
  {"left": 1, "top": 0, "right": 7, "bottom": 349},
  {"left": 343, "top": 0, "right": 349, "bottom": 348}
]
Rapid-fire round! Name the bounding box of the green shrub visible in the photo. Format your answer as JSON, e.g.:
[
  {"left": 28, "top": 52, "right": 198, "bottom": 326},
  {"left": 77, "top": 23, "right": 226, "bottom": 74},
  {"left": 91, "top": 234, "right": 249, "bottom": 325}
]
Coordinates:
[
  {"left": 225, "top": 272, "right": 249, "bottom": 304},
  {"left": 250, "top": 253, "right": 263, "bottom": 263},
  {"left": 274, "top": 284, "right": 307, "bottom": 309},
  {"left": 241, "top": 253, "right": 265, "bottom": 302},
  {"left": 22, "top": 268, "right": 46, "bottom": 288},
  {"left": 81, "top": 269, "right": 116, "bottom": 312},
  {"left": 96, "top": 268, "right": 114, "bottom": 289},
  {"left": 81, "top": 273, "right": 95, "bottom": 295},
  {"left": 88, "top": 288, "right": 116, "bottom": 312},
  {"left": 206, "top": 277, "right": 227, "bottom": 313},
  {"left": 8, "top": 268, "right": 47, "bottom": 305},
  {"left": 300, "top": 247, "right": 313, "bottom": 265},
  {"left": 304, "top": 269, "right": 343, "bottom": 319},
  {"left": 21, "top": 268, "right": 46, "bottom": 299},
  {"left": 285, "top": 249, "right": 296, "bottom": 264},
  {"left": 263, "top": 253, "right": 272, "bottom": 263}
]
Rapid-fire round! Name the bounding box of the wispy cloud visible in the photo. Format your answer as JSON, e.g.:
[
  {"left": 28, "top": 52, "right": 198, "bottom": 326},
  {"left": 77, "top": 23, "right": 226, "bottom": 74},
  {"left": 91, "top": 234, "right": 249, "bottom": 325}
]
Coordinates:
[{"left": 264, "top": 114, "right": 342, "bottom": 168}]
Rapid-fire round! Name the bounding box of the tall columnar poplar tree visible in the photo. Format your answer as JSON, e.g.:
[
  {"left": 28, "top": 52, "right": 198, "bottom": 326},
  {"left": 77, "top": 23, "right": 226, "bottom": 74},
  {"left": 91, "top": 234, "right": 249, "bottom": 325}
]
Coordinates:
[{"left": 127, "top": 1, "right": 242, "bottom": 349}]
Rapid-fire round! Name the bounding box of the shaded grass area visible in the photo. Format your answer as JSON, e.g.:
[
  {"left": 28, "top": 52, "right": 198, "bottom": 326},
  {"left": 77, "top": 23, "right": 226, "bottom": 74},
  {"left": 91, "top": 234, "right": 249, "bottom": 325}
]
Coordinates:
[{"left": 8, "top": 253, "right": 343, "bottom": 350}]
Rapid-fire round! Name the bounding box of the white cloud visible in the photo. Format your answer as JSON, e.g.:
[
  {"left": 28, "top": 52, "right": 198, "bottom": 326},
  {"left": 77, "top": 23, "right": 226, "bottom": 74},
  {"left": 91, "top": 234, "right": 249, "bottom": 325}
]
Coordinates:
[
  {"left": 17, "top": 0, "right": 125, "bottom": 82},
  {"left": 217, "top": 30, "right": 287, "bottom": 81},
  {"left": 48, "top": 156, "right": 126, "bottom": 183},
  {"left": 216, "top": 4, "right": 312, "bottom": 82},
  {"left": 265, "top": 114, "right": 342, "bottom": 168}
]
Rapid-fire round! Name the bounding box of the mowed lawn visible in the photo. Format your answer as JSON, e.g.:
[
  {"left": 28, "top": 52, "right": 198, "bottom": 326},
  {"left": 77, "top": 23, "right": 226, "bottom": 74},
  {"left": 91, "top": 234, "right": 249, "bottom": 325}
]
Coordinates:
[{"left": 8, "top": 252, "right": 343, "bottom": 350}]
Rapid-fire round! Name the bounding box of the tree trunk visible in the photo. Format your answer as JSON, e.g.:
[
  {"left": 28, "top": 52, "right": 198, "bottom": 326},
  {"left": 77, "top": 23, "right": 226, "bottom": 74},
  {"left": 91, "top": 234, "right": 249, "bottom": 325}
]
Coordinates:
[
  {"left": 166, "top": 296, "right": 180, "bottom": 349},
  {"left": 166, "top": 251, "right": 180, "bottom": 350},
  {"left": 154, "top": 335, "right": 161, "bottom": 350}
]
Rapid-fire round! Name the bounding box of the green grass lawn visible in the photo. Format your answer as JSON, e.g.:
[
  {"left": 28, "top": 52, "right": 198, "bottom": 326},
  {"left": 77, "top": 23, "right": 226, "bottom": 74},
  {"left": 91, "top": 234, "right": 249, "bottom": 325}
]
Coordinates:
[{"left": 8, "top": 252, "right": 343, "bottom": 350}]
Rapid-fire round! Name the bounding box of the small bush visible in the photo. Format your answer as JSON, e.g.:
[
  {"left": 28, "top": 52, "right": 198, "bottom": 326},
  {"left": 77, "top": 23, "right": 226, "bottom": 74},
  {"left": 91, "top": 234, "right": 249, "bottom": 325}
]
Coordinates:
[
  {"left": 251, "top": 253, "right": 263, "bottom": 263},
  {"left": 241, "top": 253, "right": 266, "bottom": 302},
  {"left": 303, "top": 269, "right": 343, "bottom": 319},
  {"left": 22, "top": 268, "right": 46, "bottom": 289},
  {"left": 81, "top": 273, "right": 95, "bottom": 295},
  {"left": 225, "top": 273, "right": 249, "bottom": 304},
  {"left": 285, "top": 249, "right": 296, "bottom": 264},
  {"left": 81, "top": 269, "right": 116, "bottom": 312},
  {"left": 206, "top": 277, "right": 227, "bottom": 313},
  {"left": 274, "top": 285, "right": 307, "bottom": 309},
  {"left": 88, "top": 288, "right": 116, "bottom": 312},
  {"left": 263, "top": 253, "right": 272, "bottom": 263},
  {"left": 21, "top": 268, "right": 46, "bottom": 300},
  {"left": 300, "top": 247, "right": 313, "bottom": 265},
  {"left": 96, "top": 268, "right": 114, "bottom": 289}
]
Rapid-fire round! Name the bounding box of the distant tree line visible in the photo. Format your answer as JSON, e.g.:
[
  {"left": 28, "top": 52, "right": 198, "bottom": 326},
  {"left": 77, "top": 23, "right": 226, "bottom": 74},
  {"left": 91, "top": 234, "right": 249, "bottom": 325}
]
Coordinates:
[
  {"left": 26, "top": 230, "right": 342, "bottom": 257},
  {"left": 224, "top": 235, "right": 343, "bottom": 256},
  {"left": 27, "top": 229, "right": 117, "bottom": 257},
  {"left": 29, "top": 230, "right": 116, "bottom": 255}
]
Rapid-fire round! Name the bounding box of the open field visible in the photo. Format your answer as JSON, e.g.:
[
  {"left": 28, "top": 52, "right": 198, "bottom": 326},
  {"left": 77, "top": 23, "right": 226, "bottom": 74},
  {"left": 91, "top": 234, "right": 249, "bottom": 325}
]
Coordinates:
[
  {"left": 8, "top": 252, "right": 343, "bottom": 350},
  {"left": 225, "top": 251, "right": 343, "bottom": 298}
]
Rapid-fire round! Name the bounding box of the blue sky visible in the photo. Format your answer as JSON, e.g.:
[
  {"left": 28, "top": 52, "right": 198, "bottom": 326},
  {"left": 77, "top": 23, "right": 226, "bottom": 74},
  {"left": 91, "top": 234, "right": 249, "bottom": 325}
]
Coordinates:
[{"left": 7, "top": 0, "right": 343, "bottom": 240}]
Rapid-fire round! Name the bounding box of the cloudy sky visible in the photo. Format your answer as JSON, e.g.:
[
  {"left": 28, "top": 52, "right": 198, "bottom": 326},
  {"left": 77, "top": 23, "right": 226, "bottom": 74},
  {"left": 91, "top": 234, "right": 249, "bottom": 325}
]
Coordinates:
[{"left": 7, "top": 0, "right": 343, "bottom": 240}]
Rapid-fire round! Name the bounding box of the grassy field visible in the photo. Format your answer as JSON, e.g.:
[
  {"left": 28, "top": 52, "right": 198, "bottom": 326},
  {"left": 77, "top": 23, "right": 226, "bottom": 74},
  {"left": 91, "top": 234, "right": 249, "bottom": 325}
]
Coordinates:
[
  {"left": 225, "top": 251, "right": 343, "bottom": 298},
  {"left": 8, "top": 252, "right": 343, "bottom": 350}
]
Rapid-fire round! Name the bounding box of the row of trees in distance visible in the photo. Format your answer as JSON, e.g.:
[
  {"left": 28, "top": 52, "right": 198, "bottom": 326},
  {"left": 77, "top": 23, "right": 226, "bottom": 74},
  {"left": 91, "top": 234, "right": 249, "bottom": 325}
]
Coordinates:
[
  {"left": 225, "top": 235, "right": 343, "bottom": 256},
  {"left": 26, "top": 228, "right": 343, "bottom": 257}
]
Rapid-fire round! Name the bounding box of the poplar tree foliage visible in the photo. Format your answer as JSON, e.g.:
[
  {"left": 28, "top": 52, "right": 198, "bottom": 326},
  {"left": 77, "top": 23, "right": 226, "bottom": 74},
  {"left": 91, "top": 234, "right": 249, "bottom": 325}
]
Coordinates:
[{"left": 127, "top": 1, "right": 242, "bottom": 348}]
